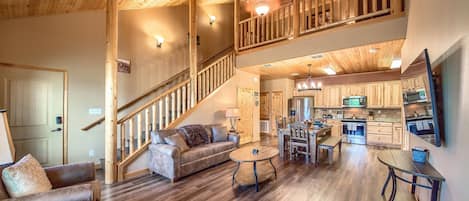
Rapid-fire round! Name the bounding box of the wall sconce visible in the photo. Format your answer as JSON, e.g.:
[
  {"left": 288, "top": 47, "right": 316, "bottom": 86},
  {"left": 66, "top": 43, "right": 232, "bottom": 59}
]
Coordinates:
[
  {"left": 209, "top": 15, "right": 216, "bottom": 26},
  {"left": 155, "top": 35, "right": 165, "bottom": 48}
]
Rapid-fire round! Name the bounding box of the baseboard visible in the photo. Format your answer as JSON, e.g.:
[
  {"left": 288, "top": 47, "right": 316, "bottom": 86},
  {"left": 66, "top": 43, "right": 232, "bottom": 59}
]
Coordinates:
[{"left": 124, "top": 168, "right": 150, "bottom": 180}]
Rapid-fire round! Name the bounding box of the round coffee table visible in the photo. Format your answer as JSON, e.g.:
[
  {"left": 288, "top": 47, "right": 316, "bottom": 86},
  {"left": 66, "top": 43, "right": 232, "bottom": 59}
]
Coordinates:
[{"left": 229, "top": 146, "right": 279, "bottom": 192}]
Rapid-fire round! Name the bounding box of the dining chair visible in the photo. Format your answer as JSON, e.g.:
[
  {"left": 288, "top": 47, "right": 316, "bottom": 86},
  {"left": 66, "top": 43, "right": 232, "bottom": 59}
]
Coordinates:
[{"left": 289, "top": 122, "right": 311, "bottom": 163}]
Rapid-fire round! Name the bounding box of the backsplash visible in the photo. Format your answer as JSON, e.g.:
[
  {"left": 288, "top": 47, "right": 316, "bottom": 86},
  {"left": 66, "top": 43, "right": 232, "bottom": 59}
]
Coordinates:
[{"left": 314, "top": 108, "right": 402, "bottom": 121}]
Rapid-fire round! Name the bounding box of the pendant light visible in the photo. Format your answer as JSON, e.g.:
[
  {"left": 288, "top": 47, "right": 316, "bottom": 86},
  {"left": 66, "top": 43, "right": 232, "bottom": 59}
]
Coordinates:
[{"left": 296, "top": 64, "right": 322, "bottom": 91}]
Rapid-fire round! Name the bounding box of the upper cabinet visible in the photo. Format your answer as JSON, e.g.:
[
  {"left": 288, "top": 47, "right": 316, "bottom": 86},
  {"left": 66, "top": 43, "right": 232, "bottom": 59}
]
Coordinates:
[
  {"left": 366, "top": 83, "right": 384, "bottom": 108},
  {"left": 383, "top": 81, "right": 402, "bottom": 108},
  {"left": 294, "top": 80, "right": 402, "bottom": 109}
]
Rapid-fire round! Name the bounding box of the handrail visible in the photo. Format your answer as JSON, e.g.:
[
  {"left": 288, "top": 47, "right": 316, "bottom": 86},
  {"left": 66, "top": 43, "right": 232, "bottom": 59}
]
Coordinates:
[
  {"left": 81, "top": 68, "right": 189, "bottom": 131},
  {"left": 198, "top": 45, "right": 234, "bottom": 68}
]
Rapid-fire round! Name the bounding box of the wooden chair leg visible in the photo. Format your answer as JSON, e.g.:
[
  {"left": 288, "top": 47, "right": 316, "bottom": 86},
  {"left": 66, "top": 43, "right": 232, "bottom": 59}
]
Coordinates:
[{"left": 328, "top": 148, "right": 333, "bottom": 164}]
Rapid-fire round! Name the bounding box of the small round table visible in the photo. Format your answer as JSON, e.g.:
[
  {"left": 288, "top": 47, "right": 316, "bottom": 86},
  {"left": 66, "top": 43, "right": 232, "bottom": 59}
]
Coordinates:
[{"left": 229, "top": 146, "right": 279, "bottom": 192}]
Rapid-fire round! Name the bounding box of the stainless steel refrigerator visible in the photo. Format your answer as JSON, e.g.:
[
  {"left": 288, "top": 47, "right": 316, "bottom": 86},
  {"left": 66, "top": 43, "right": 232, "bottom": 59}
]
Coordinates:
[{"left": 288, "top": 96, "right": 314, "bottom": 122}]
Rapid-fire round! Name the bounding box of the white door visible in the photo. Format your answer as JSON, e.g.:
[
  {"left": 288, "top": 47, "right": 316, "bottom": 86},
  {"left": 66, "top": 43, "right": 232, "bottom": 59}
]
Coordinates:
[{"left": 0, "top": 67, "right": 64, "bottom": 166}]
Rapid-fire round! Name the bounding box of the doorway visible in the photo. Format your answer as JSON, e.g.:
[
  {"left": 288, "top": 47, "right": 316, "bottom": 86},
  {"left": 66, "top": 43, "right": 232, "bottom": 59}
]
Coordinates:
[
  {"left": 0, "top": 64, "right": 68, "bottom": 166},
  {"left": 237, "top": 88, "right": 254, "bottom": 145}
]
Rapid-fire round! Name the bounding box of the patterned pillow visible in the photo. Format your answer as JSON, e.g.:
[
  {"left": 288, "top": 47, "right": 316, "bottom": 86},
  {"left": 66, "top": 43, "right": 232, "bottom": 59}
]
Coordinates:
[
  {"left": 1, "top": 154, "right": 52, "bottom": 198},
  {"left": 180, "top": 125, "right": 210, "bottom": 147}
]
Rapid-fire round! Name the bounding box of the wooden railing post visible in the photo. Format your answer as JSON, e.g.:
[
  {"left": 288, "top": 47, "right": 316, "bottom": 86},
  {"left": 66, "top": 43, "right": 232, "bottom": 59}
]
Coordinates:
[
  {"left": 234, "top": 0, "right": 240, "bottom": 52},
  {"left": 104, "top": 0, "right": 118, "bottom": 185},
  {"left": 293, "top": 0, "right": 300, "bottom": 38},
  {"left": 189, "top": 0, "right": 198, "bottom": 108},
  {"left": 390, "top": 0, "right": 403, "bottom": 15}
]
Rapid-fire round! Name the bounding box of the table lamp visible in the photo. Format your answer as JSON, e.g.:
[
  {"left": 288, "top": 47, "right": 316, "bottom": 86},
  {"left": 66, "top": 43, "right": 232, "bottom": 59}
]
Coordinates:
[
  {"left": 0, "top": 109, "right": 15, "bottom": 165},
  {"left": 225, "top": 107, "right": 240, "bottom": 132}
]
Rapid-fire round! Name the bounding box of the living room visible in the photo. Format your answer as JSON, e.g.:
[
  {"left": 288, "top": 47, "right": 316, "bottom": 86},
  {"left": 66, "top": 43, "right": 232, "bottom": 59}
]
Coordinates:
[{"left": 0, "top": 0, "right": 468, "bottom": 201}]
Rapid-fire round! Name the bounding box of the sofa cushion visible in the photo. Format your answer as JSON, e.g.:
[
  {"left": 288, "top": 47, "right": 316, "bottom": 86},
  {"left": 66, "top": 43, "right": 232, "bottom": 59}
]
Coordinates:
[
  {"left": 181, "top": 141, "right": 236, "bottom": 164},
  {"left": 211, "top": 126, "right": 228, "bottom": 142},
  {"left": 151, "top": 129, "right": 180, "bottom": 144},
  {"left": 180, "top": 125, "right": 210, "bottom": 147},
  {"left": 164, "top": 134, "right": 190, "bottom": 152},
  {"left": 0, "top": 165, "right": 9, "bottom": 199},
  {"left": 1, "top": 154, "right": 53, "bottom": 198}
]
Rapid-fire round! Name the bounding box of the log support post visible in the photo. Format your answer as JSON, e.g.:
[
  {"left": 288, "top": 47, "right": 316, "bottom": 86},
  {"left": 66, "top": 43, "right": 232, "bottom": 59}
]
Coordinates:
[
  {"left": 104, "top": 0, "right": 118, "bottom": 185},
  {"left": 189, "top": 0, "right": 198, "bottom": 107}
]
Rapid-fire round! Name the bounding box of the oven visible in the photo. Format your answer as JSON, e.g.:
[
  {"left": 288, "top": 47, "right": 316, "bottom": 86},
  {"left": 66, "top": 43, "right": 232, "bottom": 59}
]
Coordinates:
[{"left": 341, "top": 119, "right": 366, "bottom": 145}]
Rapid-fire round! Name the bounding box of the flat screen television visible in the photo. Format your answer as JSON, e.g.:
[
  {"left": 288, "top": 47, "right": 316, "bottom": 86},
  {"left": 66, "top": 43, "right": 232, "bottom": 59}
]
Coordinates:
[{"left": 402, "top": 49, "right": 444, "bottom": 147}]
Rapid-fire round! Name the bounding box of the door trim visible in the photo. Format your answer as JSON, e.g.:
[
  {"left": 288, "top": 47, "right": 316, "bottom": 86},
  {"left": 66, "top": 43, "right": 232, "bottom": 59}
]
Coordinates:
[{"left": 0, "top": 62, "right": 69, "bottom": 164}]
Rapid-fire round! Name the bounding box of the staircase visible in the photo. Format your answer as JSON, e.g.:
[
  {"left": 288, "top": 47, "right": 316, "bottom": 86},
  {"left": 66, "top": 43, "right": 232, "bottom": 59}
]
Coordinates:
[{"left": 112, "top": 51, "right": 236, "bottom": 181}]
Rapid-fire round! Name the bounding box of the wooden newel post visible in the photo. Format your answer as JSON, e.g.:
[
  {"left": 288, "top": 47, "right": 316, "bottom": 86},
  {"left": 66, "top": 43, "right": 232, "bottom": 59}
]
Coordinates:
[
  {"left": 104, "top": 0, "right": 118, "bottom": 185},
  {"left": 234, "top": 0, "right": 240, "bottom": 52},
  {"left": 293, "top": 0, "right": 300, "bottom": 38},
  {"left": 189, "top": 0, "right": 198, "bottom": 107}
]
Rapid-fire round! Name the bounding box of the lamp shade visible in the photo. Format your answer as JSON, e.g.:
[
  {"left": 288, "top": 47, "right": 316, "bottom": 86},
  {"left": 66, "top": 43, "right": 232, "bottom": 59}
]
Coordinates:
[
  {"left": 225, "top": 108, "right": 240, "bottom": 118},
  {"left": 0, "top": 110, "right": 15, "bottom": 165}
]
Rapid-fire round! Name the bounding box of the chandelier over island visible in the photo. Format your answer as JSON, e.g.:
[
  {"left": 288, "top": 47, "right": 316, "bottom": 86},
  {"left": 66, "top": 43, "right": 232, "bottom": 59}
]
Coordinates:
[{"left": 296, "top": 64, "right": 322, "bottom": 91}]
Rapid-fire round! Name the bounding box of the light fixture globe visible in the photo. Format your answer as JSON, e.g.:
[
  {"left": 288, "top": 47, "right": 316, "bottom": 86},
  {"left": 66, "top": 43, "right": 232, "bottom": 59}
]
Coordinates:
[{"left": 255, "top": 1, "right": 269, "bottom": 16}]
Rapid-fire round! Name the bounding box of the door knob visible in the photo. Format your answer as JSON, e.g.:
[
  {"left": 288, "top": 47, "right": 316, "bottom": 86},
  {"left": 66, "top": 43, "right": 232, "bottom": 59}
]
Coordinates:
[{"left": 51, "top": 128, "right": 62, "bottom": 132}]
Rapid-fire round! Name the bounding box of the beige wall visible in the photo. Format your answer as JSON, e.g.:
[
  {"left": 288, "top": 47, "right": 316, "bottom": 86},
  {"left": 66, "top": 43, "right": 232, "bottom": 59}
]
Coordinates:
[
  {"left": 260, "top": 78, "right": 295, "bottom": 118},
  {"left": 401, "top": 0, "right": 469, "bottom": 200},
  {"left": 0, "top": 3, "right": 235, "bottom": 165}
]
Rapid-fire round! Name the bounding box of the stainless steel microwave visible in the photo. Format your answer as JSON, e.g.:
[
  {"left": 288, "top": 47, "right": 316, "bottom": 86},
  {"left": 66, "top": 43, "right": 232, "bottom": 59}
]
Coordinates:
[{"left": 342, "top": 96, "right": 367, "bottom": 108}]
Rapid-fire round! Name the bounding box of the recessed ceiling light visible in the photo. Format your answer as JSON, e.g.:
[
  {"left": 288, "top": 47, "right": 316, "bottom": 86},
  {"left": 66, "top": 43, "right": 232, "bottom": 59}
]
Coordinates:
[
  {"left": 290, "top": 73, "right": 300, "bottom": 76},
  {"left": 391, "top": 59, "right": 402, "bottom": 69},
  {"left": 369, "top": 48, "right": 379, "bottom": 53},
  {"left": 323, "top": 67, "right": 336, "bottom": 75},
  {"left": 311, "top": 54, "right": 324, "bottom": 59},
  {"left": 263, "top": 64, "right": 273, "bottom": 68}
]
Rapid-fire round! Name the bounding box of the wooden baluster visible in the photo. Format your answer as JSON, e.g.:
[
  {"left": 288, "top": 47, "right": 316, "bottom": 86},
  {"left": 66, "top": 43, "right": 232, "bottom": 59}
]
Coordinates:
[
  {"left": 337, "top": 0, "right": 342, "bottom": 20},
  {"left": 315, "top": 0, "right": 319, "bottom": 27},
  {"left": 152, "top": 103, "right": 156, "bottom": 131},
  {"left": 390, "top": 0, "right": 403, "bottom": 14},
  {"left": 275, "top": 10, "right": 279, "bottom": 38},
  {"left": 186, "top": 82, "right": 191, "bottom": 110},
  {"left": 363, "top": 0, "right": 368, "bottom": 15},
  {"left": 304, "top": 0, "right": 309, "bottom": 30},
  {"left": 158, "top": 99, "right": 164, "bottom": 129},
  {"left": 176, "top": 88, "right": 181, "bottom": 118},
  {"left": 171, "top": 92, "right": 176, "bottom": 122},
  {"left": 145, "top": 109, "right": 149, "bottom": 143},
  {"left": 322, "top": 0, "right": 326, "bottom": 25},
  {"left": 137, "top": 113, "right": 142, "bottom": 148},
  {"left": 353, "top": 0, "right": 359, "bottom": 17},
  {"left": 165, "top": 95, "right": 170, "bottom": 127},
  {"left": 256, "top": 17, "right": 260, "bottom": 44},
  {"left": 217, "top": 64, "right": 221, "bottom": 86},
  {"left": 330, "top": 0, "right": 333, "bottom": 23},
  {"left": 197, "top": 74, "right": 202, "bottom": 101},
  {"left": 344, "top": 0, "right": 349, "bottom": 19},
  {"left": 182, "top": 85, "right": 187, "bottom": 113},
  {"left": 270, "top": 12, "right": 274, "bottom": 39},
  {"left": 129, "top": 119, "right": 134, "bottom": 154},
  {"left": 261, "top": 16, "right": 264, "bottom": 42},
  {"left": 382, "top": 0, "right": 388, "bottom": 10},
  {"left": 120, "top": 123, "right": 126, "bottom": 160},
  {"left": 222, "top": 60, "right": 226, "bottom": 82},
  {"left": 266, "top": 14, "right": 270, "bottom": 41},
  {"left": 372, "top": 0, "right": 377, "bottom": 12}
]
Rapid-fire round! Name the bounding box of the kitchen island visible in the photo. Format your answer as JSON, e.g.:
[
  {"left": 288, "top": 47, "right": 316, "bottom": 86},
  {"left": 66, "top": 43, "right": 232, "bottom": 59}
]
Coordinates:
[{"left": 277, "top": 125, "right": 332, "bottom": 164}]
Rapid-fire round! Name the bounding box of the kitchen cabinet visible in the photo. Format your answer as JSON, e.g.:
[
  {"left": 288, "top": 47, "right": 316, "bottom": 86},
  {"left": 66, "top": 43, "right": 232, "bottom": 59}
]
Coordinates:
[
  {"left": 327, "top": 119, "right": 342, "bottom": 137},
  {"left": 392, "top": 123, "right": 403, "bottom": 145},
  {"left": 367, "top": 121, "right": 402, "bottom": 146},
  {"left": 325, "top": 86, "right": 342, "bottom": 108},
  {"left": 313, "top": 90, "right": 325, "bottom": 108},
  {"left": 341, "top": 84, "right": 366, "bottom": 97},
  {"left": 366, "top": 83, "right": 384, "bottom": 108},
  {"left": 384, "top": 81, "right": 402, "bottom": 108}
]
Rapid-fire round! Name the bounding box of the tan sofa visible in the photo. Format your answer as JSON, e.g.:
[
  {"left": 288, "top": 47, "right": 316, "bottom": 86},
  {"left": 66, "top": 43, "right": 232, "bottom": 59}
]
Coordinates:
[
  {"left": 0, "top": 162, "right": 100, "bottom": 201},
  {"left": 149, "top": 124, "right": 239, "bottom": 182}
]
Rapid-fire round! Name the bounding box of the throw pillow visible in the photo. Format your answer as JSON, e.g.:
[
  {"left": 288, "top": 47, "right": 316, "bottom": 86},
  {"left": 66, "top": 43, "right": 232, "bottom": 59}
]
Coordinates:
[
  {"left": 211, "top": 126, "right": 228, "bottom": 142},
  {"left": 164, "top": 134, "right": 190, "bottom": 152},
  {"left": 180, "top": 125, "right": 210, "bottom": 147},
  {"left": 1, "top": 154, "right": 52, "bottom": 198}
]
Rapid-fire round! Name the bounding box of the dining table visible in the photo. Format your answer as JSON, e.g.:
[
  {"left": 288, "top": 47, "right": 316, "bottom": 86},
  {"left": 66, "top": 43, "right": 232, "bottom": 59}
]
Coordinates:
[{"left": 277, "top": 125, "right": 333, "bottom": 164}]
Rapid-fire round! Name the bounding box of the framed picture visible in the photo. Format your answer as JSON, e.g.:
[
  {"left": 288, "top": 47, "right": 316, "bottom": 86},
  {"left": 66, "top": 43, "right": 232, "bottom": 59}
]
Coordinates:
[
  {"left": 0, "top": 110, "right": 15, "bottom": 165},
  {"left": 117, "top": 59, "right": 131, "bottom": 74}
]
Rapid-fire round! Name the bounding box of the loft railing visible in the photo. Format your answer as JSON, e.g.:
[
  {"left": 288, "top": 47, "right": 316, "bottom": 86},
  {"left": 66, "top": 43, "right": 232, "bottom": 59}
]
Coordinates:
[
  {"left": 115, "top": 51, "right": 236, "bottom": 181},
  {"left": 236, "top": 0, "right": 404, "bottom": 51},
  {"left": 238, "top": 3, "right": 294, "bottom": 51}
]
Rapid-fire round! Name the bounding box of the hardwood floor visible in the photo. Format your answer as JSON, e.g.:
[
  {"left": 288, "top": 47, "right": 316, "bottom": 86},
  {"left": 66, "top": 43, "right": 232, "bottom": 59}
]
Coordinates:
[{"left": 100, "top": 135, "right": 415, "bottom": 201}]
